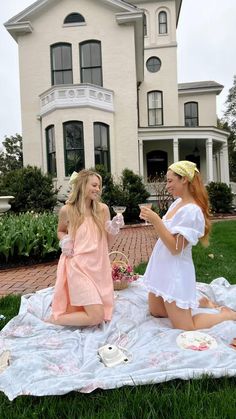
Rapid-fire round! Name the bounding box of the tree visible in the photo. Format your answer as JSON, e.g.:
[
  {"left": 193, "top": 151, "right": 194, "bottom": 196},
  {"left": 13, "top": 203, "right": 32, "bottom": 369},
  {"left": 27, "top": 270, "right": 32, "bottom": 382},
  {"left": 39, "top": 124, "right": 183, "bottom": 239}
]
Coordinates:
[
  {"left": 0, "top": 134, "right": 23, "bottom": 174},
  {"left": 222, "top": 75, "right": 236, "bottom": 181}
]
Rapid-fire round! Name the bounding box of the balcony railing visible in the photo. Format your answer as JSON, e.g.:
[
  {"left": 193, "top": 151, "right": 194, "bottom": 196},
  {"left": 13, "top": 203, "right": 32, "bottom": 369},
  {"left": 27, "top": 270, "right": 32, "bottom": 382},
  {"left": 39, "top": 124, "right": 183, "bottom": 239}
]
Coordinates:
[{"left": 39, "top": 84, "right": 114, "bottom": 116}]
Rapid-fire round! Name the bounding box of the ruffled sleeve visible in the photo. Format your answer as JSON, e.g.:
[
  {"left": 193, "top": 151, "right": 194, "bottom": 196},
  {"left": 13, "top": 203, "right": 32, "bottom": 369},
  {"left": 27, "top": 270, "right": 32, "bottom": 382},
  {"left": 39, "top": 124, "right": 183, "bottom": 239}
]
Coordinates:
[{"left": 169, "top": 205, "right": 205, "bottom": 245}]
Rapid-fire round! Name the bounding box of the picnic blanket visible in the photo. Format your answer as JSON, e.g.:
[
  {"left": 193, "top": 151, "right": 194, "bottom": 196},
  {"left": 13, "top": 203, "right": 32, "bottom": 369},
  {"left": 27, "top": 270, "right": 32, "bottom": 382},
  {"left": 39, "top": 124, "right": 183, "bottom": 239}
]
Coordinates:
[{"left": 0, "top": 277, "right": 236, "bottom": 400}]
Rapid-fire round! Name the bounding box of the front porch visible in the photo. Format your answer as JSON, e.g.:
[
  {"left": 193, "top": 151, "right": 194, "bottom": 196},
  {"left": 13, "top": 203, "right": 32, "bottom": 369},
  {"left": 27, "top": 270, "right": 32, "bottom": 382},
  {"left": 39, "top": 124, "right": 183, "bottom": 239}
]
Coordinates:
[{"left": 138, "top": 126, "right": 230, "bottom": 185}]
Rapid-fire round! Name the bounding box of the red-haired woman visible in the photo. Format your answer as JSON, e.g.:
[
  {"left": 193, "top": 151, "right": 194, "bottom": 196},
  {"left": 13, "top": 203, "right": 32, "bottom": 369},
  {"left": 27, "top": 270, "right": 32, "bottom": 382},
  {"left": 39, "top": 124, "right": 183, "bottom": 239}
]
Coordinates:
[{"left": 140, "top": 160, "right": 236, "bottom": 330}]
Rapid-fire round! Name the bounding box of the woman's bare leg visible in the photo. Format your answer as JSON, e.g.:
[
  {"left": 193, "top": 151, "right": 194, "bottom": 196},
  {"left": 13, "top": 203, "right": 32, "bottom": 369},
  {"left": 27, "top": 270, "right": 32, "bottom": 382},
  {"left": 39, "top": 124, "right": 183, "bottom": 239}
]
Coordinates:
[
  {"left": 148, "top": 293, "right": 168, "bottom": 317},
  {"left": 47, "top": 304, "right": 104, "bottom": 327},
  {"left": 164, "top": 301, "right": 236, "bottom": 331}
]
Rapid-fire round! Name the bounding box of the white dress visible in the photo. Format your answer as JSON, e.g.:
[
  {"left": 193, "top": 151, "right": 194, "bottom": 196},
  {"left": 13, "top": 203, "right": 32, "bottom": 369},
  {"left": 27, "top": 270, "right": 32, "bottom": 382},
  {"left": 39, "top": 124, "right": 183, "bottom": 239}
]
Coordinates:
[{"left": 144, "top": 198, "right": 205, "bottom": 309}]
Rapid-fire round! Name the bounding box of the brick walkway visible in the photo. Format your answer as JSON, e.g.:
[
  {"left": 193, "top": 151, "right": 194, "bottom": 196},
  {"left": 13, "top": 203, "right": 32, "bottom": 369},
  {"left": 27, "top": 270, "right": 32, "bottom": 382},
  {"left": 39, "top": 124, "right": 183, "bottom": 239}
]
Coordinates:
[{"left": 0, "top": 225, "right": 157, "bottom": 296}]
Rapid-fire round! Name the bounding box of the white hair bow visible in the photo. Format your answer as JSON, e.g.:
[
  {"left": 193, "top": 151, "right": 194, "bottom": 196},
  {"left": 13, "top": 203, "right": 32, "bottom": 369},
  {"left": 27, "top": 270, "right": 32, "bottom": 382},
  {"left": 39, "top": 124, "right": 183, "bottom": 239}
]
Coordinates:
[{"left": 69, "top": 171, "right": 78, "bottom": 186}]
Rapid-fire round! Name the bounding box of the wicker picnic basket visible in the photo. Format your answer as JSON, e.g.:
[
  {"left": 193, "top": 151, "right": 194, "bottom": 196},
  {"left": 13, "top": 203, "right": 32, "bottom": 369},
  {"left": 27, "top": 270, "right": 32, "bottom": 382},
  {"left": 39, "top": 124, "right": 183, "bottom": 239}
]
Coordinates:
[{"left": 109, "top": 251, "right": 130, "bottom": 290}]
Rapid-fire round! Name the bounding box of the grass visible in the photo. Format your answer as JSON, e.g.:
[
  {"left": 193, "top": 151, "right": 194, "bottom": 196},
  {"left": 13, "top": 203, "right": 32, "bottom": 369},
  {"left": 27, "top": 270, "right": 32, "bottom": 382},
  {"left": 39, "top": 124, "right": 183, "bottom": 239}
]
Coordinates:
[{"left": 0, "top": 221, "right": 236, "bottom": 418}]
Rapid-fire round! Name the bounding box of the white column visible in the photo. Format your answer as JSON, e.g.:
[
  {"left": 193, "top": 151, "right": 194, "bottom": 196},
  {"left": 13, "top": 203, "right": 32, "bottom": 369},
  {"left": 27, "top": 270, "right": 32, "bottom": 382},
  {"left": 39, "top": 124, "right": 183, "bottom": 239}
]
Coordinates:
[
  {"left": 220, "top": 142, "right": 230, "bottom": 184},
  {"left": 138, "top": 139, "right": 144, "bottom": 177},
  {"left": 173, "top": 137, "right": 179, "bottom": 162},
  {"left": 206, "top": 138, "right": 213, "bottom": 183}
]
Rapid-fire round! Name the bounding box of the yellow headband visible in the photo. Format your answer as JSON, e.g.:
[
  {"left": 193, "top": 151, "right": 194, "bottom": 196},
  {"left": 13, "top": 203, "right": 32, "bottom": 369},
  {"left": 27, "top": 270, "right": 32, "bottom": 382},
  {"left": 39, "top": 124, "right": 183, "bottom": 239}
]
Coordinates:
[{"left": 168, "top": 160, "right": 199, "bottom": 182}]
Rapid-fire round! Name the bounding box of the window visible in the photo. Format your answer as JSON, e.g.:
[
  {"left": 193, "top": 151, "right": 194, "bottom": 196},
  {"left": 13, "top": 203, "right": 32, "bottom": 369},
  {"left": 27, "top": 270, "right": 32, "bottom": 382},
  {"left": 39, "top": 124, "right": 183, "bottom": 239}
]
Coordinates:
[
  {"left": 94, "top": 123, "right": 110, "bottom": 171},
  {"left": 143, "top": 13, "right": 147, "bottom": 36},
  {"left": 146, "top": 56, "right": 161, "bottom": 73},
  {"left": 158, "top": 11, "right": 167, "bottom": 34},
  {"left": 148, "top": 91, "right": 163, "bottom": 126},
  {"left": 46, "top": 125, "right": 57, "bottom": 176},
  {"left": 51, "top": 43, "right": 73, "bottom": 85},
  {"left": 63, "top": 121, "right": 84, "bottom": 176},
  {"left": 184, "top": 102, "right": 199, "bottom": 127},
  {"left": 80, "top": 41, "right": 102, "bottom": 86},
  {"left": 147, "top": 150, "right": 167, "bottom": 178},
  {"left": 64, "top": 13, "right": 85, "bottom": 24}
]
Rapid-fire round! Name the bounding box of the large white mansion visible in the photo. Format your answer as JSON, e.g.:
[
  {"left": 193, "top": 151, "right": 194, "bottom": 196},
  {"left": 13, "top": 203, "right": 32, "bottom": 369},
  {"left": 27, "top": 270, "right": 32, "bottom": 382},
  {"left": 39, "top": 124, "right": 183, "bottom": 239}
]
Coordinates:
[{"left": 5, "top": 0, "right": 230, "bottom": 194}]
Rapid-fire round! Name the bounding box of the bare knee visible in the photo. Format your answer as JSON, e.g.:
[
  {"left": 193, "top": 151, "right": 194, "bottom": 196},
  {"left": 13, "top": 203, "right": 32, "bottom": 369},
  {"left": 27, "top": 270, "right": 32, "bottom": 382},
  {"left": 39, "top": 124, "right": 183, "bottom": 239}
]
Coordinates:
[
  {"left": 149, "top": 308, "right": 165, "bottom": 318},
  {"left": 148, "top": 293, "right": 167, "bottom": 318}
]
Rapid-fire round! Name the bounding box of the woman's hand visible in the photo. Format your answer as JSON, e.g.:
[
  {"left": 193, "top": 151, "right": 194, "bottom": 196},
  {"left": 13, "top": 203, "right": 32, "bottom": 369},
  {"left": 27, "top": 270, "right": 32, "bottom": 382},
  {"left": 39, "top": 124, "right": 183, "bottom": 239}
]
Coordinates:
[
  {"left": 59, "top": 235, "right": 74, "bottom": 257},
  {"left": 139, "top": 207, "right": 160, "bottom": 224},
  {"left": 105, "top": 214, "right": 124, "bottom": 235}
]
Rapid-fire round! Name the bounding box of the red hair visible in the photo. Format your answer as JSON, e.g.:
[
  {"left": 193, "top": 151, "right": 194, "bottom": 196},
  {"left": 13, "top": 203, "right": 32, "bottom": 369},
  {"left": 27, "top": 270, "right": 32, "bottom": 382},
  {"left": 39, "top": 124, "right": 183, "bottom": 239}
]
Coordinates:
[{"left": 189, "top": 172, "right": 211, "bottom": 246}]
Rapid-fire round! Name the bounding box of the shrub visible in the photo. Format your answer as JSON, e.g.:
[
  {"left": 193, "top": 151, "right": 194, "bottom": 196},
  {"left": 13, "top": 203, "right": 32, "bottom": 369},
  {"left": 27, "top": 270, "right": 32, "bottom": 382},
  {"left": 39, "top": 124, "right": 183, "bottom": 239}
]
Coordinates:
[
  {"left": 206, "top": 182, "right": 233, "bottom": 213},
  {"left": 0, "top": 166, "right": 57, "bottom": 213},
  {"left": 95, "top": 165, "right": 150, "bottom": 222}
]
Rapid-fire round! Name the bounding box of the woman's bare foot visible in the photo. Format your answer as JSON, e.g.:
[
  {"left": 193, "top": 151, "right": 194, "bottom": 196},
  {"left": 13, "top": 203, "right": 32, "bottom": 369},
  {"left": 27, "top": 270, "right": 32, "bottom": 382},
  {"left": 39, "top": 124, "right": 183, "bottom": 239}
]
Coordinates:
[
  {"left": 220, "top": 307, "right": 236, "bottom": 321},
  {"left": 198, "top": 296, "right": 219, "bottom": 309}
]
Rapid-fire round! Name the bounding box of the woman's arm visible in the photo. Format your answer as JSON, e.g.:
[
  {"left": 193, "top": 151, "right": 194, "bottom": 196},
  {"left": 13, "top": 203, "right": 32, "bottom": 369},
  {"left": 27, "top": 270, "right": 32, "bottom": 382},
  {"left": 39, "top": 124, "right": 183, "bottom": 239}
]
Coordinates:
[
  {"left": 102, "top": 203, "right": 117, "bottom": 248},
  {"left": 57, "top": 205, "right": 69, "bottom": 241},
  {"left": 140, "top": 207, "right": 188, "bottom": 255}
]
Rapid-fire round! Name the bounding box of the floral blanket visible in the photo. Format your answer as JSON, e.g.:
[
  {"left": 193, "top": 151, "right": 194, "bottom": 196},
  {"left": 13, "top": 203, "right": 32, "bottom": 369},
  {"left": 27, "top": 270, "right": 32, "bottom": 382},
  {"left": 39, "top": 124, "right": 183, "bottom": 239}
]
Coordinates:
[{"left": 1, "top": 277, "right": 236, "bottom": 400}]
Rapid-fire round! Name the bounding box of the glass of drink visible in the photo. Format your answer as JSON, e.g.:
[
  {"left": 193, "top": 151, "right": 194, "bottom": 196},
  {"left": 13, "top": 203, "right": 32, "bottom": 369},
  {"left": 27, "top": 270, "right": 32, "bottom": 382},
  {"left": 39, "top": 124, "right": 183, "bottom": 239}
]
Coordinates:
[
  {"left": 112, "top": 206, "right": 126, "bottom": 219},
  {"left": 138, "top": 203, "right": 152, "bottom": 225}
]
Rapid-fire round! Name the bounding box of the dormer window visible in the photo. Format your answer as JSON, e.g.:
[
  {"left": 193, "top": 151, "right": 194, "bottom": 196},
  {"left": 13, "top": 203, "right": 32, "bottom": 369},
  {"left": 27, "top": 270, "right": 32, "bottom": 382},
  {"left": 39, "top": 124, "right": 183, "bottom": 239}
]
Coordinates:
[
  {"left": 158, "top": 11, "right": 167, "bottom": 34},
  {"left": 64, "top": 13, "right": 85, "bottom": 25}
]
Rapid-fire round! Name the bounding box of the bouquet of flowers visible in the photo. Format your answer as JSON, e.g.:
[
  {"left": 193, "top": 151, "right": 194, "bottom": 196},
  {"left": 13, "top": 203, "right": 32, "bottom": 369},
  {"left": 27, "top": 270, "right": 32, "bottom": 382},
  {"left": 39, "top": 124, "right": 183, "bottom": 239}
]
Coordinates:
[{"left": 109, "top": 251, "right": 139, "bottom": 290}]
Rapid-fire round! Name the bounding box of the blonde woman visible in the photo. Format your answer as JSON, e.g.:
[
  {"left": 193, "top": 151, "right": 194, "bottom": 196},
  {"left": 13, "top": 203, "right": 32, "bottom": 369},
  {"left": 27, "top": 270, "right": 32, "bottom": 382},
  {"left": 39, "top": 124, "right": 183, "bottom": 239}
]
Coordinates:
[
  {"left": 140, "top": 160, "right": 236, "bottom": 330},
  {"left": 48, "top": 169, "right": 123, "bottom": 327}
]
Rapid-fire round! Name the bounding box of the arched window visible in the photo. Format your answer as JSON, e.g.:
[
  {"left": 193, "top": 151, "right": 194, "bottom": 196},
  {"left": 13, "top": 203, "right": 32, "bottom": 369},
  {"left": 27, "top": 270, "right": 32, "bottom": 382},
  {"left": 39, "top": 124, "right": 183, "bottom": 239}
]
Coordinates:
[
  {"left": 94, "top": 123, "right": 110, "bottom": 172},
  {"left": 64, "top": 13, "right": 85, "bottom": 24},
  {"left": 63, "top": 121, "right": 84, "bottom": 176},
  {"left": 148, "top": 91, "right": 163, "bottom": 126},
  {"left": 147, "top": 150, "right": 167, "bottom": 178},
  {"left": 184, "top": 102, "right": 199, "bottom": 127},
  {"left": 158, "top": 11, "right": 167, "bottom": 34},
  {"left": 46, "top": 125, "right": 57, "bottom": 176},
  {"left": 80, "top": 41, "right": 102, "bottom": 86},
  {"left": 51, "top": 43, "right": 73, "bottom": 85}
]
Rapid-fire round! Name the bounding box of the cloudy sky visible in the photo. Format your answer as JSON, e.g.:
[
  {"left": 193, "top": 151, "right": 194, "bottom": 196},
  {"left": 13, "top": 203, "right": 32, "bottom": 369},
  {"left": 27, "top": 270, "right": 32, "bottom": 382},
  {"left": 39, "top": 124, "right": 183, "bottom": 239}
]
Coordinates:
[{"left": 0, "top": 0, "right": 236, "bottom": 143}]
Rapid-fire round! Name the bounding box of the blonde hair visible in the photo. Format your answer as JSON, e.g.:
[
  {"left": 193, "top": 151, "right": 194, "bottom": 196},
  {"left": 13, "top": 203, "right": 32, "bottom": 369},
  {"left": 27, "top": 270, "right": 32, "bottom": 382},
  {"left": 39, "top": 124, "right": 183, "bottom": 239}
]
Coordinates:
[
  {"left": 65, "top": 169, "right": 104, "bottom": 239},
  {"left": 188, "top": 172, "right": 211, "bottom": 246}
]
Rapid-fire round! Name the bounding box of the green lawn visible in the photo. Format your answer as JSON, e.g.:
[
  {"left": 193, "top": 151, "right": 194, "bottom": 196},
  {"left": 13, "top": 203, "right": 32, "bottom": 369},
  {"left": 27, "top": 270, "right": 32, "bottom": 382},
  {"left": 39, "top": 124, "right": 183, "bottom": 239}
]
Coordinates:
[{"left": 0, "top": 221, "right": 236, "bottom": 418}]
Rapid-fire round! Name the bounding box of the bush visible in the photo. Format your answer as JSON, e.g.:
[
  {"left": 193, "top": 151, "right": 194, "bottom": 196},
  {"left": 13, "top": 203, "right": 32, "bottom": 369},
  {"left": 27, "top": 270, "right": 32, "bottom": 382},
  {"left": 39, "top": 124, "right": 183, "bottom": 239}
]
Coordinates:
[
  {"left": 95, "top": 165, "right": 150, "bottom": 222},
  {"left": 0, "top": 166, "right": 57, "bottom": 213},
  {"left": 206, "top": 182, "right": 233, "bottom": 213}
]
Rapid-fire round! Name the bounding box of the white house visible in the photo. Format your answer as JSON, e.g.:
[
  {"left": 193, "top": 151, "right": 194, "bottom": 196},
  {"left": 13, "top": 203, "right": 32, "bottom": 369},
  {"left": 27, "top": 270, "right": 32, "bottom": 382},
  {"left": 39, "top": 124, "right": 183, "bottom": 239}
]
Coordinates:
[{"left": 5, "top": 0, "right": 230, "bottom": 195}]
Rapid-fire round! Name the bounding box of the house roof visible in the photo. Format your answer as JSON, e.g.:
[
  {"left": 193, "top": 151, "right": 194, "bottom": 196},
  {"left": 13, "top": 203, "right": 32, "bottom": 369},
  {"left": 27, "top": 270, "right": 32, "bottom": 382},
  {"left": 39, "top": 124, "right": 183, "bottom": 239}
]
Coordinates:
[
  {"left": 4, "top": 0, "right": 144, "bottom": 82},
  {"left": 4, "top": 0, "right": 139, "bottom": 40},
  {"left": 178, "top": 81, "right": 224, "bottom": 95}
]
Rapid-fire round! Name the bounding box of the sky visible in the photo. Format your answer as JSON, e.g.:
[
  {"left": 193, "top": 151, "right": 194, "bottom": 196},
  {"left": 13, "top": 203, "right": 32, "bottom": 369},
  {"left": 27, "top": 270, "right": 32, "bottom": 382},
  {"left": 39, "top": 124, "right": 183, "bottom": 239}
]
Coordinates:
[{"left": 0, "top": 0, "right": 236, "bottom": 143}]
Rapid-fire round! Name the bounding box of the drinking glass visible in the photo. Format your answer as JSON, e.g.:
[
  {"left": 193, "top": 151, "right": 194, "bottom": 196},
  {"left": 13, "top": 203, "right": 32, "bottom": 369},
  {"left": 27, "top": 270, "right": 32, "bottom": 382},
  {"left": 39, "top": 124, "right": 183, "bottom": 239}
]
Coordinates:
[
  {"left": 138, "top": 203, "right": 152, "bottom": 225},
  {"left": 112, "top": 206, "right": 126, "bottom": 219}
]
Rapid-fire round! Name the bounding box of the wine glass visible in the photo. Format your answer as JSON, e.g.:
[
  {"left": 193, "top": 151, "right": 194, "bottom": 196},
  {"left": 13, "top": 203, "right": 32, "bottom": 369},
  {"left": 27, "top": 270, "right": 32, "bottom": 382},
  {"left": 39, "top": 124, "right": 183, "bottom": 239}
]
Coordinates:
[
  {"left": 112, "top": 206, "right": 126, "bottom": 219},
  {"left": 138, "top": 203, "right": 152, "bottom": 225}
]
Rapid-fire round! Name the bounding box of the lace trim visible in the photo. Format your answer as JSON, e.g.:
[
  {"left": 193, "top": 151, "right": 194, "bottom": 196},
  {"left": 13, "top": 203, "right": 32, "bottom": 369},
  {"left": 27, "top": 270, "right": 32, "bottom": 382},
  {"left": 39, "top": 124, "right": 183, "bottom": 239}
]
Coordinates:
[{"left": 145, "top": 283, "right": 198, "bottom": 310}]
